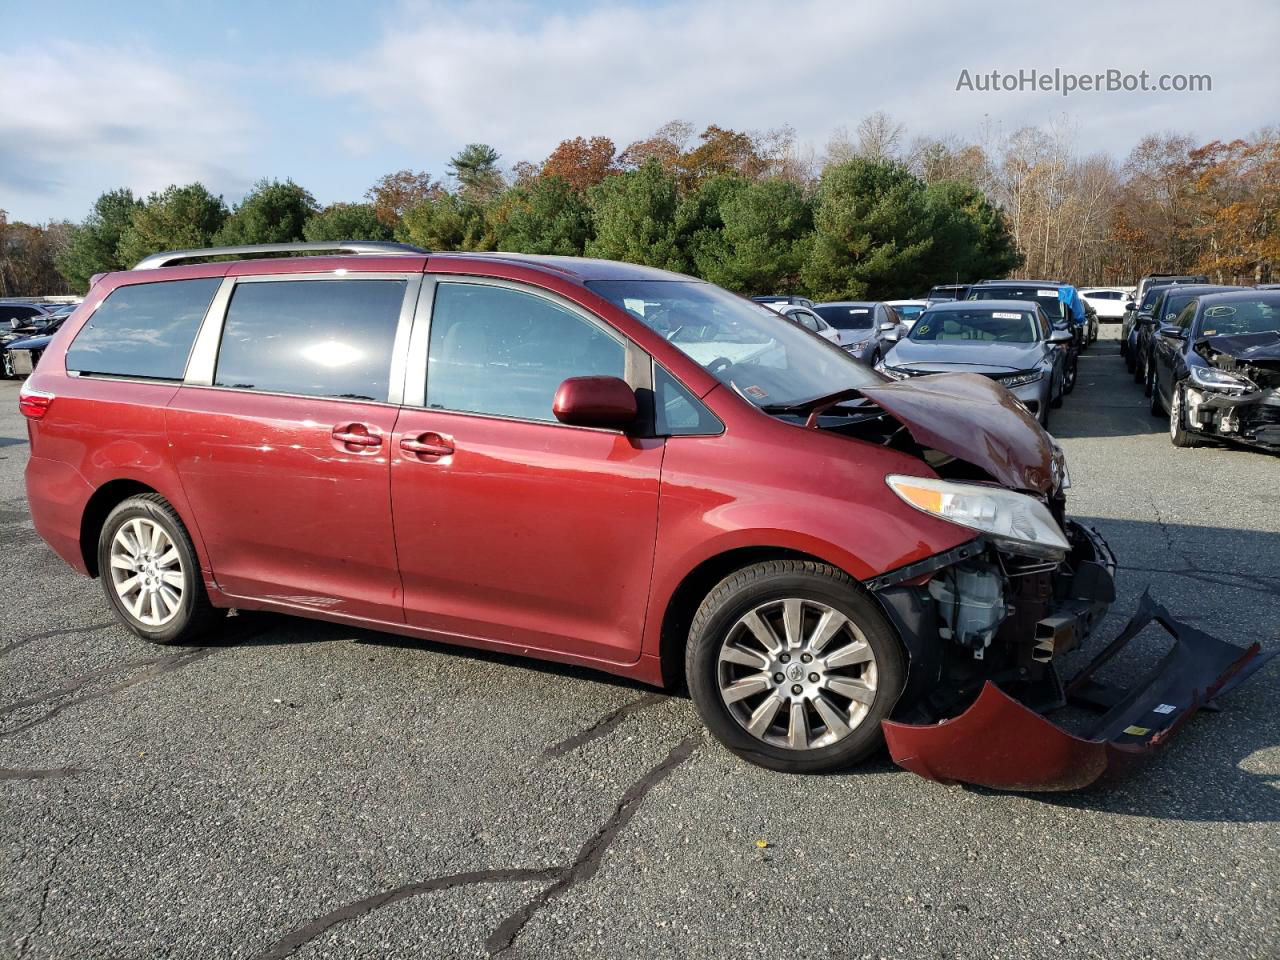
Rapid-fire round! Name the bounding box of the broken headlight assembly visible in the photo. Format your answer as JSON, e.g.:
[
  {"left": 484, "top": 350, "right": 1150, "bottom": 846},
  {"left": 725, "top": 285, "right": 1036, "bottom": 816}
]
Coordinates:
[
  {"left": 885, "top": 475, "right": 1070, "bottom": 560},
  {"left": 1188, "top": 365, "right": 1255, "bottom": 392}
]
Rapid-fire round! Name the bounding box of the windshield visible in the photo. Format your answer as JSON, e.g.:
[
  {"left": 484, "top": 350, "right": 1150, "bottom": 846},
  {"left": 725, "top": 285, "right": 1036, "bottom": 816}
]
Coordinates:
[
  {"left": 1195, "top": 297, "right": 1280, "bottom": 338},
  {"left": 586, "top": 280, "right": 883, "bottom": 407},
  {"left": 813, "top": 304, "right": 876, "bottom": 330},
  {"left": 970, "top": 286, "right": 1064, "bottom": 321},
  {"left": 892, "top": 304, "right": 924, "bottom": 320},
  {"left": 911, "top": 308, "right": 1038, "bottom": 343}
]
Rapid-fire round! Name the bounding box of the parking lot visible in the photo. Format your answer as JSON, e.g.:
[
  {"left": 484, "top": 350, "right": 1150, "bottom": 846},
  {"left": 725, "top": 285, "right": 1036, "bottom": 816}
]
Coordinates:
[{"left": 1, "top": 328, "right": 1276, "bottom": 960}]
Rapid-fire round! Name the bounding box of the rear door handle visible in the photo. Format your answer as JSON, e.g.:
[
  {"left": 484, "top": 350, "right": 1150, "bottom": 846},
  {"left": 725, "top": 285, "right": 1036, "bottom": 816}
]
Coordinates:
[
  {"left": 332, "top": 423, "right": 383, "bottom": 448},
  {"left": 400, "top": 433, "right": 454, "bottom": 458}
]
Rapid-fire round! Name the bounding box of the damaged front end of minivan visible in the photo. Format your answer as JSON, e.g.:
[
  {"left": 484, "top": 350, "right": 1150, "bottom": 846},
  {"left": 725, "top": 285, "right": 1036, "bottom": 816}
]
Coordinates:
[
  {"left": 1183, "top": 332, "right": 1280, "bottom": 450},
  {"left": 807, "top": 373, "right": 1270, "bottom": 791}
]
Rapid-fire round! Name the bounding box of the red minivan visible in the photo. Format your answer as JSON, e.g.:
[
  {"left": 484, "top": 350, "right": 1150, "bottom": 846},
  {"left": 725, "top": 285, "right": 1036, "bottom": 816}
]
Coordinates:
[{"left": 22, "top": 242, "right": 1119, "bottom": 779}]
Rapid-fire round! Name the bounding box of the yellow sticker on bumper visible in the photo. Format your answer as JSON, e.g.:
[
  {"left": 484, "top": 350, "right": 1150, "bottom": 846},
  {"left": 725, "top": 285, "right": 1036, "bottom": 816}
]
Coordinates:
[{"left": 1123, "top": 725, "right": 1150, "bottom": 736}]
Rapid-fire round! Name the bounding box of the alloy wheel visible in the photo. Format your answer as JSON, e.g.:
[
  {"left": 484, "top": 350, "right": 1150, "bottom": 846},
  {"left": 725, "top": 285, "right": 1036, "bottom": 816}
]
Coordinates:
[
  {"left": 717, "top": 598, "right": 878, "bottom": 750},
  {"left": 109, "top": 517, "right": 185, "bottom": 627},
  {"left": 1171, "top": 387, "right": 1183, "bottom": 440}
]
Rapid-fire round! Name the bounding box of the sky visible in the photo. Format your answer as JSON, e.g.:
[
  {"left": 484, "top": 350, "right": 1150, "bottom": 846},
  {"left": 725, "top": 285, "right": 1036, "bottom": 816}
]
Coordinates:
[{"left": 3, "top": 0, "right": 1278, "bottom": 223}]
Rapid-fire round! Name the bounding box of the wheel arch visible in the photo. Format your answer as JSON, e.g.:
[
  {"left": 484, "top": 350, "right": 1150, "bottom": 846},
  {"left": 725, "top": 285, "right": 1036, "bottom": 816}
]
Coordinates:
[
  {"left": 79, "top": 479, "right": 160, "bottom": 577},
  {"left": 657, "top": 545, "right": 840, "bottom": 689}
]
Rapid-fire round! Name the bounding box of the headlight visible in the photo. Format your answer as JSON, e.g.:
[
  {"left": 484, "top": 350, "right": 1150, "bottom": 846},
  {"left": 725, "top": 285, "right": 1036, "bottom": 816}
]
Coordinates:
[
  {"left": 1188, "top": 365, "right": 1254, "bottom": 392},
  {"left": 876, "top": 363, "right": 910, "bottom": 380},
  {"left": 1000, "top": 371, "right": 1042, "bottom": 388},
  {"left": 845, "top": 339, "right": 870, "bottom": 352},
  {"left": 886, "top": 475, "right": 1070, "bottom": 559}
]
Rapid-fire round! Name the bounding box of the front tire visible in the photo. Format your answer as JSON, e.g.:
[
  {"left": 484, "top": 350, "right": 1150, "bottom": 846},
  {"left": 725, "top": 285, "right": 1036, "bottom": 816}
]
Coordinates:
[
  {"left": 97, "top": 494, "right": 220, "bottom": 644},
  {"left": 686, "top": 560, "right": 905, "bottom": 773},
  {"left": 1169, "top": 381, "right": 1204, "bottom": 448}
]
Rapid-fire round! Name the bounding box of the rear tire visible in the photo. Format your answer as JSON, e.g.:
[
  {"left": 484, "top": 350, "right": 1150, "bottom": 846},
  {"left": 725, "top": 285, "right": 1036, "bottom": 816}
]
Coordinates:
[
  {"left": 686, "top": 560, "right": 905, "bottom": 773},
  {"left": 97, "top": 494, "right": 221, "bottom": 645}
]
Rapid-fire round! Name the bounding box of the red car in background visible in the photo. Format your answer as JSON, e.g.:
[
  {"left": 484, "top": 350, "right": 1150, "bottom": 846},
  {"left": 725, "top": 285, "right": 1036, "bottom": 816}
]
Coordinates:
[{"left": 20, "top": 243, "right": 1260, "bottom": 790}]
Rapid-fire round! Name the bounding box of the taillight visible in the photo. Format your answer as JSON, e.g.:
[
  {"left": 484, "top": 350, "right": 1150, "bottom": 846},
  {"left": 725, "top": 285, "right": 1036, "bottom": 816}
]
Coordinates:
[{"left": 18, "top": 387, "right": 52, "bottom": 420}]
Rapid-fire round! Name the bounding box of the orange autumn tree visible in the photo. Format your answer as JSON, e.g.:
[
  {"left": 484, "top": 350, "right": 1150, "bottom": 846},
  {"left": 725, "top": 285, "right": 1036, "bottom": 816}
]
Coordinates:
[
  {"left": 1188, "top": 132, "right": 1280, "bottom": 284},
  {"left": 539, "top": 136, "right": 621, "bottom": 192}
]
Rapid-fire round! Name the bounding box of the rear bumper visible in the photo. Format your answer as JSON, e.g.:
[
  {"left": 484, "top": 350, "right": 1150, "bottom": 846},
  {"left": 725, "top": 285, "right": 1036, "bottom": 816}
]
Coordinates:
[
  {"left": 882, "top": 589, "right": 1272, "bottom": 792},
  {"left": 25, "top": 454, "right": 93, "bottom": 575}
]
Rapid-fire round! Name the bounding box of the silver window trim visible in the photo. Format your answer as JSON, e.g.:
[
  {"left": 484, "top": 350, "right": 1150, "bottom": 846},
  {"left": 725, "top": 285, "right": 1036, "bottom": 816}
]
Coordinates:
[
  {"left": 403, "top": 275, "right": 650, "bottom": 424},
  {"left": 183, "top": 271, "right": 423, "bottom": 404}
]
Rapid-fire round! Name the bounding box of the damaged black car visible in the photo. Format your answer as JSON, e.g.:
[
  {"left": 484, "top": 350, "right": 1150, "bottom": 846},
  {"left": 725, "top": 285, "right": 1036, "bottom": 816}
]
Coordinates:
[{"left": 1149, "top": 290, "right": 1280, "bottom": 451}]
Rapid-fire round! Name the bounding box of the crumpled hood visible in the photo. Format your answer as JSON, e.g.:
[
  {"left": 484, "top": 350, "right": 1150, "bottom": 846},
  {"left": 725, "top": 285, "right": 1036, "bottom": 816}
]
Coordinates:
[
  {"left": 1198, "top": 330, "right": 1280, "bottom": 371},
  {"left": 859, "top": 373, "right": 1062, "bottom": 495},
  {"left": 886, "top": 339, "right": 1042, "bottom": 376}
]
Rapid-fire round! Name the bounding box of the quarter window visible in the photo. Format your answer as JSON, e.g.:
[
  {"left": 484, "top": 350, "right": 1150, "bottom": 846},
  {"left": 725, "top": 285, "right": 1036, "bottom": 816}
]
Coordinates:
[
  {"left": 214, "top": 279, "right": 405, "bottom": 401},
  {"left": 426, "top": 283, "right": 626, "bottom": 422},
  {"left": 66, "top": 278, "right": 220, "bottom": 380}
]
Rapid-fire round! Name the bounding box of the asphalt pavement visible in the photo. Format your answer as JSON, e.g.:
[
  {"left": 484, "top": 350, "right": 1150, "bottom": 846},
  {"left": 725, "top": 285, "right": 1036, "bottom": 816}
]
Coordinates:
[{"left": 1, "top": 328, "right": 1277, "bottom": 960}]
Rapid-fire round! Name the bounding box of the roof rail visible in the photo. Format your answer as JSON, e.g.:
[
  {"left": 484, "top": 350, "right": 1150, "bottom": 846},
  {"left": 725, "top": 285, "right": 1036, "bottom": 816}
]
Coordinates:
[{"left": 132, "top": 241, "right": 430, "bottom": 271}]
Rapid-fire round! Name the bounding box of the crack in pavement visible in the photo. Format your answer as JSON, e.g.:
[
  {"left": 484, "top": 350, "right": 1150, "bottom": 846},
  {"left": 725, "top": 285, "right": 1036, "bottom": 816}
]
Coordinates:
[
  {"left": 15, "top": 830, "right": 79, "bottom": 959},
  {"left": 0, "top": 622, "right": 116, "bottom": 659},
  {"left": 0, "top": 648, "right": 216, "bottom": 739},
  {"left": 486, "top": 736, "right": 698, "bottom": 956},
  {"left": 0, "top": 767, "right": 85, "bottom": 781},
  {"left": 541, "top": 692, "right": 667, "bottom": 760},
  {"left": 253, "top": 867, "right": 566, "bottom": 960},
  {"left": 251, "top": 736, "right": 698, "bottom": 960},
  {"left": 1121, "top": 563, "right": 1280, "bottom": 600}
]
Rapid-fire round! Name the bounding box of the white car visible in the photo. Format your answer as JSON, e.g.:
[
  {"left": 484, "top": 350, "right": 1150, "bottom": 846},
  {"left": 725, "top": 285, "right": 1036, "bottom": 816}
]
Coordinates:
[
  {"left": 885, "top": 299, "right": 927, "bottom": 330},
  {"left": 1078, "top": 288, "right": 1131, "bottom": 321},
  {"left": 775, "top": 304, "right": 842, "bottom": 345}
]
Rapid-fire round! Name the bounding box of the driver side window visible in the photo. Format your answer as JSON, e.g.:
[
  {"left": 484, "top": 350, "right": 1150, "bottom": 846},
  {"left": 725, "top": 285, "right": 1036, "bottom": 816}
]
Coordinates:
[
  {"left": 1175, "top": 301, "right": 1198, "bottom": 330},
  {"left": 426, "top": 283, "right": 626, "bottom": 423}
]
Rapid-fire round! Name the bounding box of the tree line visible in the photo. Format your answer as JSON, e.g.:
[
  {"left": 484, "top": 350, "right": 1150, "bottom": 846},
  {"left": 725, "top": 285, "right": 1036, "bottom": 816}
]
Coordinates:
[{"left": 3, "top": 116, "right": 1276, "bottom": 299}]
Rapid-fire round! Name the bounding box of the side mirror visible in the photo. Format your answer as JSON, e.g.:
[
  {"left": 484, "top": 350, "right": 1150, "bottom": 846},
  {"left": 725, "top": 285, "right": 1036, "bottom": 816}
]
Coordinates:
[
  {"left": 878, "top": 321, "right": 897, "bottom": 332},
  {"left": 1048, "top": 329, "right": 1074, "bottom": 345},
  {"left": 1124, "top": 301, "right": 1136, "bottom": 311},
  {"left": 553, "top": 376, "right": 638, "bottom": 430},
  {"left": 1159, "top": 324, "right": 1186, "bottom": 341}
]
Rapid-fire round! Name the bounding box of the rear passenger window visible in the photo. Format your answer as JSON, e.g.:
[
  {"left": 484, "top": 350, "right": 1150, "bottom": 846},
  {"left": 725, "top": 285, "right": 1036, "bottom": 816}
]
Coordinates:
[
  {"left": 214, "top": 279, "right": 405, "bottom": 401},
  {"left": 426, "top": 283, "right": 625, "bottom": 422},
  {"left": 66, "top": 278, "right": 220, "bottom": 379}
]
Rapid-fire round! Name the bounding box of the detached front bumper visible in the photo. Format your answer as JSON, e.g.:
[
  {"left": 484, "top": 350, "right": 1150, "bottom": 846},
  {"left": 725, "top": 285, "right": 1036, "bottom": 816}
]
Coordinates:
[{"left": 876, "top": 526, "right": 1272, "bottom": 791}]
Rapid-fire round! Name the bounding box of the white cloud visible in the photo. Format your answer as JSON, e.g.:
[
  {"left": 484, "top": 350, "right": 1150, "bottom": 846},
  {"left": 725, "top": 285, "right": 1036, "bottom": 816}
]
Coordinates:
[
  {"left": 0, "top": 39, "right": 254, "bottom": 217},
  {"left": 320, "top": 0, "right": 1280, "bottom": 165}
]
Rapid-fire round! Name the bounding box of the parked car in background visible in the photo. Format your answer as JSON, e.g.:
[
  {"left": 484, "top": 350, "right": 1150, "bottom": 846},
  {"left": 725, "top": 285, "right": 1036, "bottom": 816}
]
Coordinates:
[
  {"left": 1123, "top": 280, "right": 1200, "bottom": 370},
  {"left": 1135, "top": 274, "right": 1208, "bottom": 307},
  {"left": 1, "top": 315, "right": 70, "bottom": 377},
  {"left": 812, "top": 301, "right": 905, "bottom": 363},
  {"left": 967, "top": 280, "right": 1078, "bottom": 393},
  {"left": 0, "top": 300, "right": 54, "bottom": 329},
  {"left": 924, "top": 284, "right": 970, "bottom": 305},
  {"left": 771, "top": 303, "right": 842, "bottom": 345},
  {"left": 1079, "top": 288, "right": 1129, "bottom": 321},
  {"left": 876, "top": 301, "right": 1071, "bottom": 427},
  {"left": 751, "top": 294, "right": 816, "bottom": 309},
  {"left": 885, "top": 299, "right": 927, "bottom": 330},
  {"left": 1, "top": 304, "right": 70, "bottom": 378},
  {"left": 1134, "top": 284, "right": 1245, "bottom": 393},
  {"left": 1147, "top": 289, "right": 1280, "bottom": 450}
]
